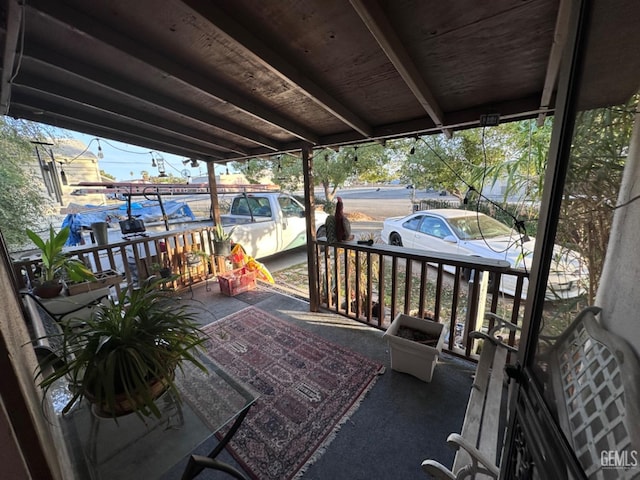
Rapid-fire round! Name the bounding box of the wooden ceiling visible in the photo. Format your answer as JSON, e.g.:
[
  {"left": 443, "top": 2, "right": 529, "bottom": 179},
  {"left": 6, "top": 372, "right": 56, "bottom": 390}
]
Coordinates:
[{"left": 1, "top": 0, "right": 639, "bottom": 164}]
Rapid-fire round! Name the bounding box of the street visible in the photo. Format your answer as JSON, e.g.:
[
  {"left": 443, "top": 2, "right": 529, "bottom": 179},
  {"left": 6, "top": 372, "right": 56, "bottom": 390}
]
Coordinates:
[{"left": 262, "top": 186, "right": 459, "bottom": 273}]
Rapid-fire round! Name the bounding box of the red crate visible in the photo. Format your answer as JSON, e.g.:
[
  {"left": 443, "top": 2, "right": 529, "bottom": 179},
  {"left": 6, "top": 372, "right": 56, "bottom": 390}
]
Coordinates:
[{"left": 217, "top": 268, "right": 257, "bottom": 296}]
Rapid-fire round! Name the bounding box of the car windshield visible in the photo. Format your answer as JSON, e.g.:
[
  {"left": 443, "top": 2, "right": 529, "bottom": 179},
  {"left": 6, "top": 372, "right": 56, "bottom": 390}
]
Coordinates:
[{"left": 447, "top": 214, "right": 515, "bottom": 240}]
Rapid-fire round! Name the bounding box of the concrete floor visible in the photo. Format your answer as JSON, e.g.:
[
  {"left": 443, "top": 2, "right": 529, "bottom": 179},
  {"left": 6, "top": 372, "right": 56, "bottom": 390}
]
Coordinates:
[{"left": 159, "top": 282, "right": 475, "bottom": 480}]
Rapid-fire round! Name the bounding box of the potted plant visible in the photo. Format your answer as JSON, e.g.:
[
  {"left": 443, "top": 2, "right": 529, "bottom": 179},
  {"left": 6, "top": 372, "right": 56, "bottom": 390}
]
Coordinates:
[
  {"left": 212, "top": 223, "right": 235, "bottom": 256},
  {"left": 36, "top": 280, "right": 208, "bottom": 419},
  {"left": 26, "top": 226, "right": 96, "bottom": 298},
  {"left": 151, "top": 262, "right": 173, "bottom": 279}
]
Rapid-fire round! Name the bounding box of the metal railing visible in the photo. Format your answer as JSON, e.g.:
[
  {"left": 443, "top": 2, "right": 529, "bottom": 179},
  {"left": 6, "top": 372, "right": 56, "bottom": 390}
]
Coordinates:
[{"left": 314, "top": 240, "right": 528, "bottom": 359}]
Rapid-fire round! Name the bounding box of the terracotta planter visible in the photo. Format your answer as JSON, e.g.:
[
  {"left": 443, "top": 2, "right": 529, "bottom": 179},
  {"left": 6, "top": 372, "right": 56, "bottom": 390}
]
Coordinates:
[{"left": 88, "top": 374, "right": 173, "bottom": 418}]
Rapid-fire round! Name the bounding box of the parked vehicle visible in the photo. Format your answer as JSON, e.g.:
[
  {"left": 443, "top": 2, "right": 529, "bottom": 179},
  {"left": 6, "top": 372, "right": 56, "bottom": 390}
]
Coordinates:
[
  {"left": 380, "top": 209, "right": 588, "bottom": 299},
  {"left": 221, "top": 193, "right": 329, "bottom": 259}
]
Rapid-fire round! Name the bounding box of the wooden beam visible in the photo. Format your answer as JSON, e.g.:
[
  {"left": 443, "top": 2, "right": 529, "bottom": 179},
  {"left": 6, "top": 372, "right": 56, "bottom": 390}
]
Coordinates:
[
  {"left": 350, "top": 0, "right": 447, "bottom": 133},
  {"left": 27, "top": 0, "right": 320, "bottom": 145},
  {"left": 23, "top": 44, "right": 280, "bottom": 152},
  {"left": 537, "top": 0, "right": 572, "bottom": 126},
  {"left": 15, "top": 71, "right": 250, "bottom": 156},
  {"left": 183, "top": 0, "right": 373, "bottom": 139},
  {"left": 301, "top": 145, "right": 320, "bottom": 311},
  {"left": 0, "top": 0, "right": 23, "bottom": 114},
  {"left": 9, "top": 99, "right": 230, "bottom": 160}
]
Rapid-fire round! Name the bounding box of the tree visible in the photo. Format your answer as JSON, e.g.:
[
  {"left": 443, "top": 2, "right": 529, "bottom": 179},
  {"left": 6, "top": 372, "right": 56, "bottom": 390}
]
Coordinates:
[
  {"left": 556, "top": 99, "right": 636, "bottom": 302},
  {"left": 100, "top": 170, "right": 116, "bottom": 181},
  {"left": 0, "top": 119, "right": 53, "bottom": 248},
  {"left": 234, "top": 145, "right": 394, "bottom": 203}
]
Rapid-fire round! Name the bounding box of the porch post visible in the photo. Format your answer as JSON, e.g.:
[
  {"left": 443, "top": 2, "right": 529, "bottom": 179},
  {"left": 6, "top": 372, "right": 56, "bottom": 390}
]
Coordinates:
[
  {"left": 207, "top": 161, "right": 221, "bottom": 225},
  {"left": 301, "top": 145, "right": 320, "bottom": 311}
]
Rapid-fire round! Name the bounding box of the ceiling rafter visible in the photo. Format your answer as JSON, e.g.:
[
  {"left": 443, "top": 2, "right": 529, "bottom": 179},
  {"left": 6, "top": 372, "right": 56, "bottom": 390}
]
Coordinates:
[
  {"left": 10, "top": 91, "right": 230, "bottom": 159},
  {"left": 1, "top": 0, "right": 24, "bottom": 114},
  {"left": 27, "top": 0, "right": 320, "bottom": 145},
  {"left": 537, "top": 0, "right": 571, "bottom": 126},
  {"left": 23, "top": 43, "right": 281, "bottom": 152},
  {"left": 11, "top": 104, "right": 218, "bottom": 162},
  {"left": 183, "top": 0, "right": 374, "bottom": 140},
  {"left": 349, "top": 0, "right": 449, "bottom": 136},
  {"left": 15, "top": 70, "right": 251, "bottom": 156}
]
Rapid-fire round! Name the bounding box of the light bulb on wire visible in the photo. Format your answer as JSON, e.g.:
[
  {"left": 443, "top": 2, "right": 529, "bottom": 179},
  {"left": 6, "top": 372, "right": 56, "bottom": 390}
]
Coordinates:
[{"left": 96, "top": 139, "right": 104, "bottom": 159}]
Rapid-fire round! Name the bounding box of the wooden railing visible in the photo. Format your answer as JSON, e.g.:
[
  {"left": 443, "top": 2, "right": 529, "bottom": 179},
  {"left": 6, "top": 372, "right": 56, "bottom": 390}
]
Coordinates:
[
  {"left": 12, "top": 227, "right": 227, "bottom": 296},
  {"left": 314, "top": 240, "right": 529, "bottom": 359}
]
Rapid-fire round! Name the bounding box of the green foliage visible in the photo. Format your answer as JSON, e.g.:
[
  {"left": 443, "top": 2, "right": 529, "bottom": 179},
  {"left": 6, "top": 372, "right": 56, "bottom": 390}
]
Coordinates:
[
  {"left": 36, "top": 281, "right": 208, "bottom": 419},
  {"left": 100, "top": 170, "right": 116, "bottom": 181},
  {"left": 234, "top": 145, "right": 395, "bottom": 201},
  {"left": 556, "top": 98, "right": 637, "bottom": 301},
  {"left": 0, "top": 119, "right": 51, "bottom": 248},
  {"left": 212, "top": 223, "right": 235, "bottom": 242},
  {"left": 25, "top": 226, "right": 95, "bottom": 283}
]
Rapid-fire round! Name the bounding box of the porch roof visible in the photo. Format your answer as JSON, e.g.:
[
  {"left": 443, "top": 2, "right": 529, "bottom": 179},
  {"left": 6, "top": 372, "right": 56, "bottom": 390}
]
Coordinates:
[{"left": 1, "top": 0, "right": 640, "bottom": 163}]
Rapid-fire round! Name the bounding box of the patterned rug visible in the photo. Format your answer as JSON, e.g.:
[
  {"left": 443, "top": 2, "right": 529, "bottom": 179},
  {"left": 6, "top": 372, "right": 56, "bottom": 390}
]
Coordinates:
[{"left": 182, "top": 306, "right": 384, "bottom": 480}]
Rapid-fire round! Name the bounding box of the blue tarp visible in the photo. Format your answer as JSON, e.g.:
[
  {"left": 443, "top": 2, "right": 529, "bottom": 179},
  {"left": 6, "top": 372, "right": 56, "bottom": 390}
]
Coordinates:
[{"left": 62, "top": 200, "right": 196, "bottom": 246}]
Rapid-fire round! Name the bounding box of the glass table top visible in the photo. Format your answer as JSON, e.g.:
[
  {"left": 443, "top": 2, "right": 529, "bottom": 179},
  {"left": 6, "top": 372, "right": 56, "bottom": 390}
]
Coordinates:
[{"left": 53, "top": 354, "right": 258, "bottom": 480}]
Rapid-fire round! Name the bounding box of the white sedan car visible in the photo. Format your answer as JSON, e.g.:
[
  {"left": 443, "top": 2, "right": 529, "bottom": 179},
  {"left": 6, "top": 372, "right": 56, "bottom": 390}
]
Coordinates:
[{"left": 380, "top": 209, "right": 588, "bottom": 300}]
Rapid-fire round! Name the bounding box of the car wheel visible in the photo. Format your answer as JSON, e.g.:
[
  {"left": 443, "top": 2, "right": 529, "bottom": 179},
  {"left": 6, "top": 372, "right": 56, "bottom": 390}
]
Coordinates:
[
  {"left": 389, "top": 233, "right": 403, "bottom": 246},
  {"left": 316, "top": 225, "right": 327, "bottom": 239}
]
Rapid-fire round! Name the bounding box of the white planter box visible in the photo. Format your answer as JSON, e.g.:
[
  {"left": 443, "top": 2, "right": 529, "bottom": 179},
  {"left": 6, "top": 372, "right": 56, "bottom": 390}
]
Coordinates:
[{"left": 383, "top": 314, "right": 446, "bottom": 382}]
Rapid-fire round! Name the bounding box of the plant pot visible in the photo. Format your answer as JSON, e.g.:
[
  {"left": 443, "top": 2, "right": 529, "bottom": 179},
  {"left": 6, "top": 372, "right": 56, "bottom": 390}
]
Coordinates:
[
  {"left": 213, "top": 240, "right": 231, "bottom": 257},
  {"left": 383, "top": 314, "right": 446, "bottom": 382},
  {"left": 87, "top": 374, "right": 173, "bottom": 418},
  {"left": 66, "top": 269, "right": 122, "bottom": 295},
  {"left": 33, "top": 280, "right": 63, "bottom": 299},
  {"left": 158, "top": 267, "right": 172, "bottom": 278}
]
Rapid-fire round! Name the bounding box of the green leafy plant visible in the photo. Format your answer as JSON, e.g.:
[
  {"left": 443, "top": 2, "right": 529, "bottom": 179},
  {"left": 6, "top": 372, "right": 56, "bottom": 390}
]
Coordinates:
[
  {"left": 26, "top": 226, "right": 95, "bottom": 283},
  {"left": 212, "top": 223, "right": 235, "bottom": 242},
  {"left": 36, "top": 280, "right": 208, "bottom": 419}
]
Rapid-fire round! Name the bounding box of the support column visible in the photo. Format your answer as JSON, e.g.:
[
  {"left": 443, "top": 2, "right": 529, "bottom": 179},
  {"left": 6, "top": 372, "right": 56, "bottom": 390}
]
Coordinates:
[{"left": 301, "top": 145, "right": 320, "bottom": 311}]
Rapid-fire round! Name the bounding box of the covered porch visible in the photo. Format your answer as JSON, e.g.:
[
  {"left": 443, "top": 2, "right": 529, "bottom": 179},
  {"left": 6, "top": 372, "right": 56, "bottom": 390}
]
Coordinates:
[{"left": 2, "top": 1, "right": 640, "bottom": 479}]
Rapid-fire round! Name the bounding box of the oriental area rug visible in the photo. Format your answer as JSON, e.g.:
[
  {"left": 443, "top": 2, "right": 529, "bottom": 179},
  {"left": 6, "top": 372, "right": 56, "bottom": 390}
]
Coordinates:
[{"left": 181, "top": 306, "right": 384, "bottom": 480}]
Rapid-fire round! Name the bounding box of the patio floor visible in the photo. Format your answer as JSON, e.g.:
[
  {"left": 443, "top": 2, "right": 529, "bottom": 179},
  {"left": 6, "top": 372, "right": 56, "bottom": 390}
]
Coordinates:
[{"left": 160, "top": 281, "right": 475, "bottom": 480}]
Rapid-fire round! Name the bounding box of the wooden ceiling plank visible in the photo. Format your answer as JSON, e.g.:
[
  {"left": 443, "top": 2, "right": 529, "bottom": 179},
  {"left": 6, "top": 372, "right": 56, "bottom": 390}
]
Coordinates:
[
  {"left": 537, "top": 0, "right": 571, "bottom": 126},
  {"left": 349, "top": 0, "right": 446, "bottom": 130},
  {"left": 23, "top": 43, "right": 281, "bottom": 152},
  {"left": 10, "top": 92, "right": 229, "bottom": 159},
  {"left": 10, "top": 104, "right": 219, "bottom": 162},
  {"left": 27, "top": 0, "right": 320, "bottom": 144},
  {"left": 16, "top": 71, "right": 251, "bottom": 156},
  {"left": 183, "top": 0, "right": 374, "bottom": 139},
  {"left": 1, "top": 0, "right": 23, "bottom": 114}
]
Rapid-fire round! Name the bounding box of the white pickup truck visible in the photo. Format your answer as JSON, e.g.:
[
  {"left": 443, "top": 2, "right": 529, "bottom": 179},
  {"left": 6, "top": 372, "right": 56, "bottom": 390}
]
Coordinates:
[{"left": 221, "top": 192, "right": 328, "bottom": 259}]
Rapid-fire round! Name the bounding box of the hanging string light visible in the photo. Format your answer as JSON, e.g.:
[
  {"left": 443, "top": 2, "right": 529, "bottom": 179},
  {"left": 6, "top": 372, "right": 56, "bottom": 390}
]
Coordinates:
[
  {"left": 150, "top": 152, "right": 157, "bottom": 167},
  {"left": 353, "top": 146, "right": 358, "bottom": 162},
  {"left": 156, "top": 154, "right": 167, "bottom": 177},
  {"left": 410, "top": 135, "right": 418, "bottom": 155},
  {"left": 59, "top": 162, "right": 68, "bottom": 185},
  {"left": 277, "top": 155, "right": 282, "bottom": 171},
  {"left": 225, "top": 162, "right": 230, "bottom": 175},
  {"left": 96, "top": 139, "right": 104, "bottom": 159}
]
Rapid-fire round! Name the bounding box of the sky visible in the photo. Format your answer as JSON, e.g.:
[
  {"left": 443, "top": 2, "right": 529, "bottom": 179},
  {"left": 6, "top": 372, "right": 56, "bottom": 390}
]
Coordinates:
[{"left": 57, "top": 128, "right": 222, "bottom": 182}]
